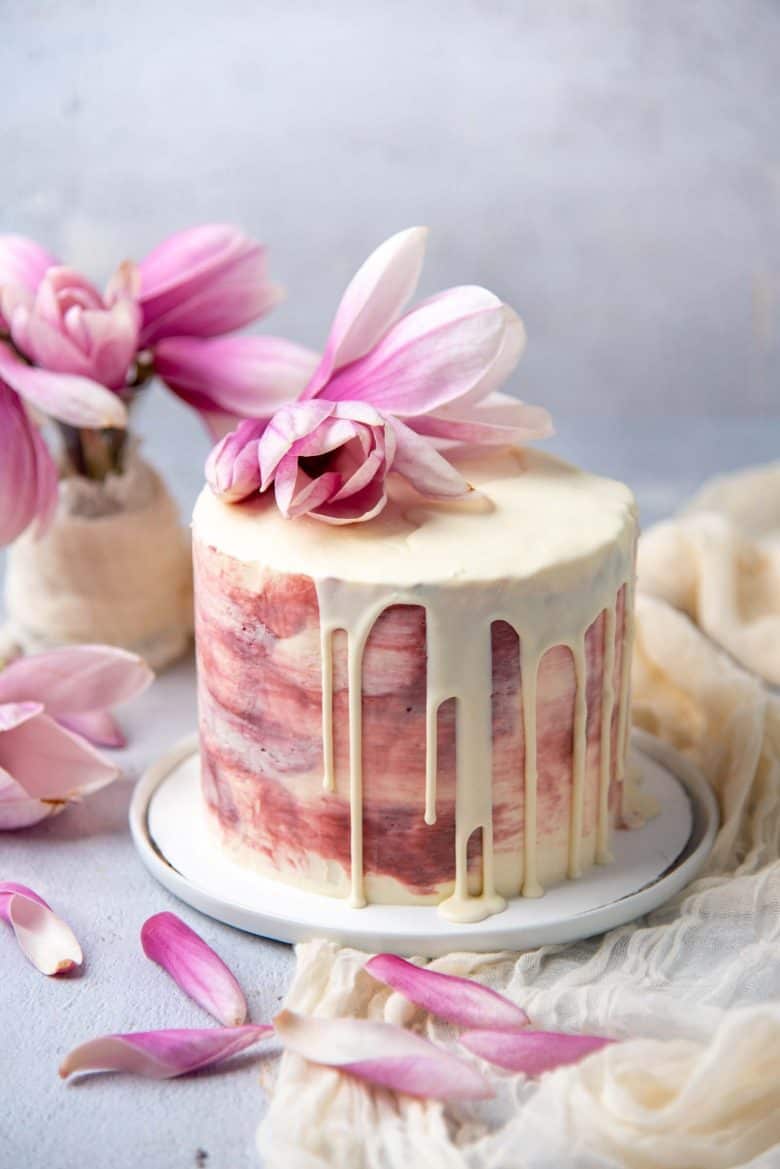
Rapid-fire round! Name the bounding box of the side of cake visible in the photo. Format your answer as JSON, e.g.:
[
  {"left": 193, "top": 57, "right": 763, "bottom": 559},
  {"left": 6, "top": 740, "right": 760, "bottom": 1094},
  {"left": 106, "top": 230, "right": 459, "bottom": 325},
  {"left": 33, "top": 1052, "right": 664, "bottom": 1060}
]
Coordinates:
[{"left": 194, "top": 447, "right": 638, "bottom": 923}]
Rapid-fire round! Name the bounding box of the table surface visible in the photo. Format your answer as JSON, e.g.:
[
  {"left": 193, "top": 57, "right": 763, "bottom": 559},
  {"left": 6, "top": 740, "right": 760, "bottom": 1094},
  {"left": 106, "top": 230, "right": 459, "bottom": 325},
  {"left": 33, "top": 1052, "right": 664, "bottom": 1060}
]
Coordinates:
[{"left": 3, "top": 414, "right": 779, "bottom": 1169}]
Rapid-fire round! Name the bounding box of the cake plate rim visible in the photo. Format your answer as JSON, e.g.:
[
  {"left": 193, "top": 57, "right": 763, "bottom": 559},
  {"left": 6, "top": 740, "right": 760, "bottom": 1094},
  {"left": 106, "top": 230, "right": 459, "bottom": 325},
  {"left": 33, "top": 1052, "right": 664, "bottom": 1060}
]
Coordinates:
[{"left": 129, "top": 728, "right": 718, "bottom": 957}]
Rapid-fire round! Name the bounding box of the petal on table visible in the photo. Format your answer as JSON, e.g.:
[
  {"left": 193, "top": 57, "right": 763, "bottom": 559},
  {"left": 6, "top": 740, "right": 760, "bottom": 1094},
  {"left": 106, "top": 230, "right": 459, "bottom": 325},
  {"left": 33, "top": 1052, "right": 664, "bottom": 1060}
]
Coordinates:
[
  {"left": 365, "top": 954, "right": 529, "bottom": 1031},
  {"left": 55, "top": 711, "right": 126, "bottom": 748},
  {"left": 0, "top": 882, "right": 82, "bottom": 975},
  {"left": 141, "top": 912, "right": 248, "bottom": 1027},
  {"left": 0, "top": 644, "right": 153, "bottom": 715},
  {"left": 60, "top": 1025, "right": 273, "bottom": 1080},
  {"left": 460, "top": 1028, "right": 614, "bottom": 1075},
  {"left": 0, "top": 711, "right": 119, "bottom": 800},
  {"left": 274, "top": 1010, "right": 492, "bottom": 1101}
]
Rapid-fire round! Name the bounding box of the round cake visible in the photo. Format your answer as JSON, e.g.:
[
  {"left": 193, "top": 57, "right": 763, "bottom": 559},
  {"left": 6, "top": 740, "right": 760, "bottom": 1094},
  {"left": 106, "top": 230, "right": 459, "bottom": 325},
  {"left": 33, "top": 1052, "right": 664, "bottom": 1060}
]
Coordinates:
[{"left": 193, "top": 444, "right": 639, "bottom": 923}]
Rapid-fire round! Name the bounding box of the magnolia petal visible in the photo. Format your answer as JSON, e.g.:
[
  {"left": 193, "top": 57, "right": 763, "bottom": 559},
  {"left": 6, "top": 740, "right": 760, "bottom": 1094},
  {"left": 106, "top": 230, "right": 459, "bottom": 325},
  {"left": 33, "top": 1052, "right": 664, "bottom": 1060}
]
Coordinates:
[
  {"left": 0, "top": 342, "right": 127, "bottom": 428},
  {"left": 0, "top": 768, "right": 62, "bottom": 829},
  {"left": 0, "top": 711, "right": 118, "bottom": 801},
  {"left": 257, "top": 401, "right": 335, "bottom": 490},
  {"left": 451, "top": 306, "right": 527, "bottom": 410},
  {"left": 0, "top": 882, "right": 82, "bottom": 975},
  {"left": 0, "top": 236, "right": 57, "bottom": 329},
  {"left": 56, "top": 711, "right": 126, "bottom": 749},
  {"left": 280, "top": 469, "right": 342, "bottom": 520},
  {"left": 60, "top": 1024, "right": 273, "bottom": 1081},
  {"left": 461, "top": 1029, "right": 614, "bottom": 1075},
  {"left": 0, "top": 644, "right": 153, "bottom": 716},
  {"left": 303, "top": 227, "right": 428, "bottom": 399},
  {"left": 0, "top": 382, "right": 58, "bottom": 545},
  {"left": 273, "top": 1010, "right": 492, "bottom": 1101},
  {"left": 410, "top": 397, "right": 554, "bottom": 445},
  {"left": 154, "top": 335, "right": 318, "bottom": 419},
  {"left": 322, "top": 286, "right": 507, "bottom": 416},
  {"left": 138, "top": 225, "right": 281, "bottom": 345},
  {"left": 365, "top": 954, "right": 529, "bottom": 1031},
  {"left": 389, "top": 417, "right": 471, "bottom": 499},
  {"left": 310, "top": 477, "right": 389, "bottom": 525},
  {"left": 0, "top": 702, "right": 44, "bottom": 732},
  {"left": 206, "top": 418, "right": 266, "bottom": 502},
  {"left": 141, "top": 912, "right": 248, "bottom": 1027}
]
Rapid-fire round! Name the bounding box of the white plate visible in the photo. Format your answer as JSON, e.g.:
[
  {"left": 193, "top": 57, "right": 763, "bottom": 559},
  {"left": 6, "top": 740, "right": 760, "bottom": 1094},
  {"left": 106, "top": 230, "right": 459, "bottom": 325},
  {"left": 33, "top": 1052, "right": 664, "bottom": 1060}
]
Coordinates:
[{"left": 129, "top": 729, "right": 718, "bottom": 957}]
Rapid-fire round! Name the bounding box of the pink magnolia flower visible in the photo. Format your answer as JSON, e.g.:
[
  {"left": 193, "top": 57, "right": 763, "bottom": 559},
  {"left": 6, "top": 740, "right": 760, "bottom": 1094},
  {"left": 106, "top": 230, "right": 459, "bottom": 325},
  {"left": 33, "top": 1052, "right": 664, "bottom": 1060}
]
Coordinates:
[
  {"left": 0, "top": 645, "right": 153, "bottom": 830},
  {"left": 0, "top": 380, "right": 58, "bottom": 545},
  {"left": 136, "top": 224, "right": 283, "bottom": 347},
  {"left": 2, "top": 264, "right": 140, "bottom": 391},
  {"left": 207, "top": 228, "right": 552, "bottom": 524}
]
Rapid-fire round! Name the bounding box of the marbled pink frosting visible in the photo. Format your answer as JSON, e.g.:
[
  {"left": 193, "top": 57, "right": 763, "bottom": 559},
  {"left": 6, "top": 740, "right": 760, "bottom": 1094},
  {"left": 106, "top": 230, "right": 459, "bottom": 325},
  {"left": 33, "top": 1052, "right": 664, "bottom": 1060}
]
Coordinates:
[{"left": 194, "top": 537, "right": 629, "bottom": 902}]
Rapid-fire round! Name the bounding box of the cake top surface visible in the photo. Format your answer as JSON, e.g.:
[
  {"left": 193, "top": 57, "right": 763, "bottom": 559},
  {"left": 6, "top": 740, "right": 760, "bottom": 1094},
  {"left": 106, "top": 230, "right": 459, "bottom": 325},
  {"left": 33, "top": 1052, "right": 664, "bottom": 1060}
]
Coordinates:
[{"left": 194, "top": 446, "right": 636, "bottom": 587}]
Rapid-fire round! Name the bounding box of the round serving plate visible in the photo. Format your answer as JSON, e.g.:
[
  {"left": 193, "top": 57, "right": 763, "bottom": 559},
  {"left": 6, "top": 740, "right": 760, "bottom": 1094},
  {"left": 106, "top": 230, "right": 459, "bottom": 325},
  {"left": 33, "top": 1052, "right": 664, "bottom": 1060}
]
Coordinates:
[{"left": 129, "top": 729, "right": 718, "bottom": 958}]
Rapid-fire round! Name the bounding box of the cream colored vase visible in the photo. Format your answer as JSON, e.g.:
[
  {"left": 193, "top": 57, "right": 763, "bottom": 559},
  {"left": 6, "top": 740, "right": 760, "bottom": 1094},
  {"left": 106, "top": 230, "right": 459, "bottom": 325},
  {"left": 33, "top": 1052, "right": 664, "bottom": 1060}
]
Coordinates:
[{"left": 4, "top": 451, "right": 193, "bottom": 670}]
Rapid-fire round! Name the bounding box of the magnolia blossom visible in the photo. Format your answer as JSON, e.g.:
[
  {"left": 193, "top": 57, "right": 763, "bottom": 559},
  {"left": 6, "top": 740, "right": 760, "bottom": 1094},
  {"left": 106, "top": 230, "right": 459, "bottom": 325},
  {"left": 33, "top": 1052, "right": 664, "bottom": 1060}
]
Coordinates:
[
  {"left": 3, "top": 264, "right": 140, "bottom": 391},
  {"left": 207, "top": 227, "right": 553, "bottom": 524},
  {"left": 0, "top": 645, "right": 153, "bottom": 830}
]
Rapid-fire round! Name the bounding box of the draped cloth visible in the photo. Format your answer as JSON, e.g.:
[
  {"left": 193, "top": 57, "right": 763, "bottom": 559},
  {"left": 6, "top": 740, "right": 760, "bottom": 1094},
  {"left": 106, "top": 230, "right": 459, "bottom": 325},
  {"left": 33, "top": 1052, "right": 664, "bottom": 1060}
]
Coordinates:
[{"left": 258, "top": 464, "right": 780, "bottom": 1169}]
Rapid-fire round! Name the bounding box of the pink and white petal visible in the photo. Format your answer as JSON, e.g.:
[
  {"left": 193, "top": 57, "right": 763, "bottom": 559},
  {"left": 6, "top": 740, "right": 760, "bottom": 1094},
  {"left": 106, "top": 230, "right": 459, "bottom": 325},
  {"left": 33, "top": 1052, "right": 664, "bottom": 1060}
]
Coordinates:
[
  {"left": 0, "top": 771, "right": 59, "bottom": 830},
  {"left": 56, "top": 711, "right": 126, "bottom": 749},
  {"left": 277, "top": 465, "right": 342, "bottom": 519},
  {"left": 141, "top": 912, "right": 248, "bottom": 1027},
  {"left": 273, "top": 1010, "right": 491, "bottom": 1100},
  {"left": 311, "top": 476, "right": 389, "bottom": 525},
  {"left": 388, "top": 418, "right": 471, "bottom": 499},
  {"left": 323, "top": 286, "right": 508, "bottom": 416},
  {"left": 0, "top": 711, "right": 118, "bottom": 801},
  {"left": 365, "top": 954, "right": 529, "bottom": 1031},
  {"left": 15, "top": 308, "right": 95, "bottom": 377},
  {"left": 206, "top": 419, "right": 267, "bottom": 502},
  {"left": 257, "top": 401, "right": 335, "bottom": 489},
  {"left": 140, "top": 255, "right": 283, "bottom": 346},
  {"left": 0, "top": 343, "right": 127, "bottom": 428},
  {"left": 154, "top": 335, "right": 319, "bottom": 418},
  {"left": 82, "top": 298, "right": 141, "bottom": 389},
  {"left": 0, "top": 384, "right": 58, "bottom": 545},
  {"left": 0, "top": 237, "right": 57, "bottom": 329},
  {"left": 105, "top": 259, "right": 142, "bottom": 303},
  {"left": 449, "top": 307, "right": 527, "bottom": 409},
  {"left": 0, "top": 702, "right": 44, "bottom": 731},
  {"left": 460, "top": 1029, "right": 614, "bottom": 1075},
  {"left": 139, "top": 225, "right": 258, "bottom": 304},
  {"left": 0, "top": 882, "right": 82, "bottom": 975},
  {"left": 60, "top": 1025, "right": 273, "bottom": 1081},
  {"left": 302, "top": 227, "right": 428, "bottom": 399},
  {"left": 0, "top": 644, "right": 153, "bottom": 715},
  {"left": 331, "top": 446, "right": 384, "bottom": 502},
  {"left": 411, "top": 395, "right": 553, "bottom": 445}
]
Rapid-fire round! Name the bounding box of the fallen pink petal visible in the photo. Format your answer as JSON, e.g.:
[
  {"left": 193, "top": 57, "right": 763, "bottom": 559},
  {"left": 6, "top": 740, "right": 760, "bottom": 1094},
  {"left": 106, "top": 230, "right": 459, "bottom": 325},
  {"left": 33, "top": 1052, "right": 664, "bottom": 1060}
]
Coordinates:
[
  {"left": 460, "top": 1028, "right": 614, "bottom": 1075},
  {"left": 0, "top": 645, "right": 153, "bottom": 823},
  {"left": 59, "top": 1025, "right": 273, "bottom": 1081},
  {"left": 0, "top": 882, "right": 82, "bottom": 975},
  {"left": 273, "top": 1009, "right": 492, "bottom": 1101},
  {"left": 141, "top": 911, "right": 248, "bottom": 1026},
  {"left": 365, "top": 954, "right": 529, "bottom": 1031}
]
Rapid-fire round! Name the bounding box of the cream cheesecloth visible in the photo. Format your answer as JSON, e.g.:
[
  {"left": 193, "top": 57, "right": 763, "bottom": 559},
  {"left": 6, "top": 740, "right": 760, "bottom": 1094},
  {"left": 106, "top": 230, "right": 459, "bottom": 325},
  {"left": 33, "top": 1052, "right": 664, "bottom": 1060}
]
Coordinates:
[{"left": 257, "top": 464, "right": 780, "bottom": 1169}]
